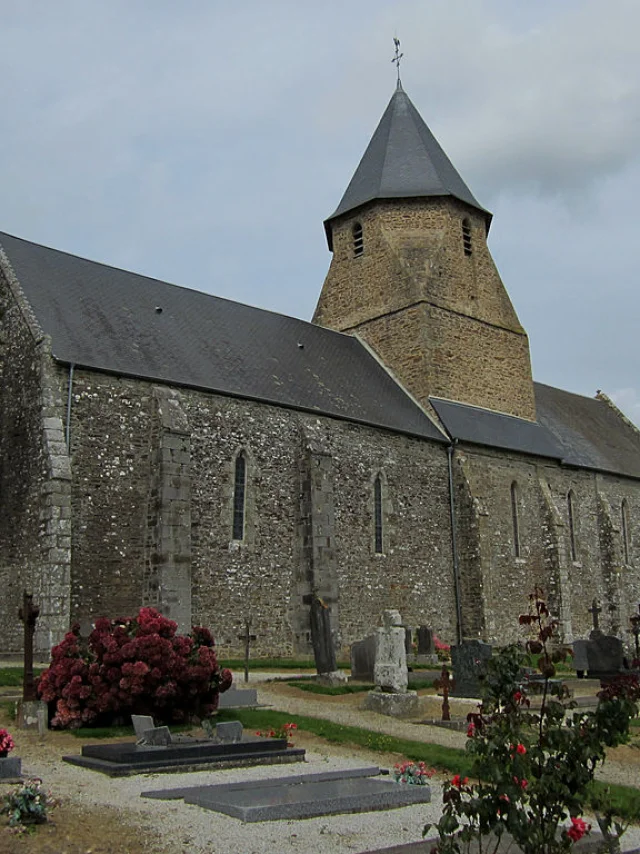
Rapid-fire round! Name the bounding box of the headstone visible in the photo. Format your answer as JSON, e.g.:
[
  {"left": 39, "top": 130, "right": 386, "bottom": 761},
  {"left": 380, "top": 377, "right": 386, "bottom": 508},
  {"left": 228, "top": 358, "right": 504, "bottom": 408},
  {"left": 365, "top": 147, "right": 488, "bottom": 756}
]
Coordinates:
[
  {"left": 310, "top": 595, "right": 337, "bottom": 675},
  {"left": 373, "top": 609, "right": 408, "bottom": 693},
  {"left": 141, "top": 725, "right": 171, "bottom": 746},
  {"left": 132, "top": 715, "right": 156, "bottom": 740},
  {"left": 0, "top": 756, "right": 22, "bottom": 780},
  {"left": 215, "top": 721, "right": 243, "bottom": 743},
  {"left": 404, "top": 627, "right": 413, "bottom": 655},
  {"left": 586, "top": 633, "right": 624, "bottom": 678},
  {"left": 350, "top": 635, "right": 376, "bottom": 682},
  {"left": 364, "top": 610, "right": 419, "bottom": 717},
  {"left": 417, "top": 626, "right": 434, "bottom": 656},
  {"left": 451, "top": 640, "right": 492, "bottom": 698},
  {"left": 217, "top": 686, "right": 258, "bottom": 709},
  {"left": 572, "top": 640, "right": 589, "bottom": 678}
]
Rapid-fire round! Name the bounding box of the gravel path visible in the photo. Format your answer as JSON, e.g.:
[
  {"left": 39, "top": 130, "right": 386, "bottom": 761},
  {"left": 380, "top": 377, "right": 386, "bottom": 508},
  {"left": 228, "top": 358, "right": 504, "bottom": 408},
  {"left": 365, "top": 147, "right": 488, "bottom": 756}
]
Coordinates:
[{"left": 7, "top": 677, "right": 640, "bottom": 854}]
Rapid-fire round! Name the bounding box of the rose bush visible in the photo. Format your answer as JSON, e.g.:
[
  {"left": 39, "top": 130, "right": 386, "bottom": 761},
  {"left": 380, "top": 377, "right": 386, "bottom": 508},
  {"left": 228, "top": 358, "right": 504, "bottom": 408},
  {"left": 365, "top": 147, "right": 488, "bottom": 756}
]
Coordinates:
[
  {"left": 425, "top": 589, "right": 640, "bottom": 854},
  {"left": 38, "top": 607, "right": 232, "bottom": 728}
]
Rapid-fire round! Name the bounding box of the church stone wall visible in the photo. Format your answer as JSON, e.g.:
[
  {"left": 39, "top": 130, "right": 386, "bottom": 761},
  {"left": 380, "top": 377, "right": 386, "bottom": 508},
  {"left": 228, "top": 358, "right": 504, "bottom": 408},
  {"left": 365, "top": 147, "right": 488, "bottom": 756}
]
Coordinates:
[
  {"left": 64, "top": 368, "right": 456, "bottom": 659},
  {"left": 454, "top": 445, "right": 640, "bottom": 652},
  {"left": 0, "top": 268, "right": 71, "bottom": 654}
]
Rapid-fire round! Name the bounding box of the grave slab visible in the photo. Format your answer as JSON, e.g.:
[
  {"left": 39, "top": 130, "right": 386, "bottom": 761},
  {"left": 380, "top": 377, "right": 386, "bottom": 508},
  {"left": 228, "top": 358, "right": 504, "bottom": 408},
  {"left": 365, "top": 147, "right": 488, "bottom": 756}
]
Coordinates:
[
  {"left": 63, "top": 735, "right": 304, "bottom": 777},
  {"left": 217, "top": 686, "right": 259, "bottom": 709},
  {"left": 142, "top": 766, "right": 431, "bottom": 822}
]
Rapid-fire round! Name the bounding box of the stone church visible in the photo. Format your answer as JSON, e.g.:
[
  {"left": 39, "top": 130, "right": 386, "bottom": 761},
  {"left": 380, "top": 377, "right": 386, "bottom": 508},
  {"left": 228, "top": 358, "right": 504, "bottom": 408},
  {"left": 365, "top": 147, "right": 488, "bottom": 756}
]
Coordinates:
[{"left": 1, "top": 83, "right": 639, "bottom": 659}]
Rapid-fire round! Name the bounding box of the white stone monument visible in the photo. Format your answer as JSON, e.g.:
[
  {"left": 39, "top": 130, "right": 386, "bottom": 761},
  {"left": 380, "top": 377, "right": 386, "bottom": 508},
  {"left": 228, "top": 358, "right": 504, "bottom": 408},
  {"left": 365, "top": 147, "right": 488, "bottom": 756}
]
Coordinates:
[{"left": 363, "top": 609, "right": 419, "bottom": 717}]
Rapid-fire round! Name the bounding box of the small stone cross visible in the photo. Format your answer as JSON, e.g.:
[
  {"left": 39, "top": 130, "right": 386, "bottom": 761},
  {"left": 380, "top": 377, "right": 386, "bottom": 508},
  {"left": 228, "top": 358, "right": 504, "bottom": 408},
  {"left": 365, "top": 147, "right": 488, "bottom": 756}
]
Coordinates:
[
  {"left": 18, "top": 591, "right": 40, "bottom": 702},
  {"left": 434, "top": 664, "right": 454, "bottom": 722},
  {"left": 588, "top": 599, "right": 602, "bottom": 632},
  {"left": 238, "top": 618, "right": 257, "bottom": 683}
]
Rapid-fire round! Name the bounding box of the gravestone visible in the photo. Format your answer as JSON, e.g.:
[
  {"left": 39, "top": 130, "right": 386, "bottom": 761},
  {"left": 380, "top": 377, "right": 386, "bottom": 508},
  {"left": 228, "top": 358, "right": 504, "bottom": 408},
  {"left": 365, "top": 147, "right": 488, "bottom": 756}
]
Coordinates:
[
  {"left": 374, "top": 610, "right": 408, "bottom": 692},
  {"left": 451, "top": 640, "right": 492, "bottom": 698},
  {"left": 586, "top": 633, "right": 624, "bottom": 679},
  {"left": 417, "top": 626, "right": 434, "bottom": 656},
  {"left": 572, "top": 640, "right": 589, "bottom": 678},
  {"left": 404, "top": 627, "right": 413, "bottom": 656},
  {"left": 310, "top": 595, "right": 337, "bottom": 675},
  {"left": 0, "top": 756, "right": 21, "bottom": 780},
  {"left": 215, "top": 721, "right": 243, "bottom": 744},
  {"left": 142, "top": 726, "right": 171, "bottom": 746},
  {"left": 363, "top": 610, "right": 419, "bottom": 717},
  {"left": 573, "top": 634, "right": 624, "bottom": 680},
  {"left": 217, "top": 685, "right": 258, "bottom": 709},
  {"left": 131, "top": 715, "right": 155, "bottom": 740},
  {"left": 350, "top": 635, "right": 376, "bottom": 682}
]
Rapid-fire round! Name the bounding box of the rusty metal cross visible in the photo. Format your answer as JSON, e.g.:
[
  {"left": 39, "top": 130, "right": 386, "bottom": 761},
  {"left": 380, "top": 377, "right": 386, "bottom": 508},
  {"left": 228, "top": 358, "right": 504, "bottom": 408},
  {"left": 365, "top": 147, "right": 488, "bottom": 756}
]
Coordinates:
[{"left": 434, "top": 664, "right": 454, "bottom": 722}]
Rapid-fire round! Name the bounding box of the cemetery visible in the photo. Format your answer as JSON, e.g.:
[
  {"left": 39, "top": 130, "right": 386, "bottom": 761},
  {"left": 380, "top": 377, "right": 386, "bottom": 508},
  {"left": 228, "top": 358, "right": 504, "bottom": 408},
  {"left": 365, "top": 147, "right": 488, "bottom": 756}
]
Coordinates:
[{"left": 2, "top": 596, "right": 640, "bottom": 853}]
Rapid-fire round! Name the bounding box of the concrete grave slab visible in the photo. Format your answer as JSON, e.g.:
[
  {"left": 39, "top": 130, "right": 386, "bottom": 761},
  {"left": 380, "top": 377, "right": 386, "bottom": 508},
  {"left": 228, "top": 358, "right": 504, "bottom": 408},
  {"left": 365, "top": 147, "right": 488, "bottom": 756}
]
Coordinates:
[
  {"left": 217, "top": 686, "right": 259, "bottom": 709},
  {"left": 142, "top": 766, "right": 431, "bottom": 822}
]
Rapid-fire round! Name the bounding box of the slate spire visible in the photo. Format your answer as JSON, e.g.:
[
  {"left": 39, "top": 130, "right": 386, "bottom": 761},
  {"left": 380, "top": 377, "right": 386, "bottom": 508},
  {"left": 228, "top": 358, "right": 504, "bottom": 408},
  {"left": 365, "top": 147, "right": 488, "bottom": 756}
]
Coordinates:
[{"left": 324, "top": 85, "right": 491, "bottom": 247}]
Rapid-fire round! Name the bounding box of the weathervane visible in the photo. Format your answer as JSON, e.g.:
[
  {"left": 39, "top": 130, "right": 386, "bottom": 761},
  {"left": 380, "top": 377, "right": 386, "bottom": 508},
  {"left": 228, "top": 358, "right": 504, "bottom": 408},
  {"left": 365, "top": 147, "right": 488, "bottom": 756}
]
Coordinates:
[{"left": 391, "top": 36, "right": 404, "bottom": 86}]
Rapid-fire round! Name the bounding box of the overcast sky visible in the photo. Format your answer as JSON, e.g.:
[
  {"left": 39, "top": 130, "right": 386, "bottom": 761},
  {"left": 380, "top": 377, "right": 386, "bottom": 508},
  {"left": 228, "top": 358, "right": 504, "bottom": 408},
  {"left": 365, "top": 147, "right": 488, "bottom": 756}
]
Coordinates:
[{"left": 2, "top": 1, "right": 639, "bottom": 424}]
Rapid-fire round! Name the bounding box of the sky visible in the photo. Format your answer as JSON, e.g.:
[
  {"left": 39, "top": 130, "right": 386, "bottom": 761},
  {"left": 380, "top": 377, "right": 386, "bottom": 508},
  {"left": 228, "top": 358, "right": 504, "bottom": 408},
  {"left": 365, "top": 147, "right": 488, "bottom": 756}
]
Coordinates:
[{"left": 2, "top": 1, "right": 639, "bottom": 424}]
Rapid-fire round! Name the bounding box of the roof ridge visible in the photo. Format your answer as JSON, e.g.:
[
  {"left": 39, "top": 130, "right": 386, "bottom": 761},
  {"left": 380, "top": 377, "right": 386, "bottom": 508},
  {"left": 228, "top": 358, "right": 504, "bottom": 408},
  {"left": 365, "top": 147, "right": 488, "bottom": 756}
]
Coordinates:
[{"left": 595, "top": 390, "right": 640, "bottom": 436}]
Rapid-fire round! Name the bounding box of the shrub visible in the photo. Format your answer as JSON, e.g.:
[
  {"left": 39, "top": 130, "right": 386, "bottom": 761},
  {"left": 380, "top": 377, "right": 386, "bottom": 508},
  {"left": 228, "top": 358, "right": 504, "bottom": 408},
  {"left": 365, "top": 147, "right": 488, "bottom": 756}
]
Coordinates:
[
  {"left": 0, "top": 728, "right": 15, "bottom": 756},
  {"left": 1, "top": 778, "right": 55, "bottom": 832},
  {"left": 37, "top": 607, "right": 232, "bottom": 728},
  {"left": 425, "top": 589, "right": 640, "bottom": 854}
]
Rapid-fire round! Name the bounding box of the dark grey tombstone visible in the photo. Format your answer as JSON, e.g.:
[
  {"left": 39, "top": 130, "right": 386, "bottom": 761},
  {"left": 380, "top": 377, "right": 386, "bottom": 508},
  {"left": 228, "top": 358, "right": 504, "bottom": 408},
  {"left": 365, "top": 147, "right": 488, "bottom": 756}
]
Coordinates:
[
  {"left": 404, "top": 627, "right": 413, "bottom": 655},
  {"left": 572, "top": 639, "right": 589, "bottom": 677},
  {"left": 586, "top": 633, "right": 624, "bottom": 678},
  {"left": 417, "top": 626, "right": 434, "bottom": 656},
  {"left": 451, "top": 640, "right": 492, "bottom": 697},
  {"left": 310, "top": 596, "right": 337, "bottom": 675},
  {"left": 350, "top": 635, "right": 376, "bottom": 682}
]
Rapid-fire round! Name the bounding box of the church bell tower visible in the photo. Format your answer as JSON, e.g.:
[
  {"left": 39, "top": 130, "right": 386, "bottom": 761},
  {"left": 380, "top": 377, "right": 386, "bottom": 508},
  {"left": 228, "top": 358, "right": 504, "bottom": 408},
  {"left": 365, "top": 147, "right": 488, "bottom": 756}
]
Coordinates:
[{"left": 313, "top": 83, "right": 536, "bottom": 421}]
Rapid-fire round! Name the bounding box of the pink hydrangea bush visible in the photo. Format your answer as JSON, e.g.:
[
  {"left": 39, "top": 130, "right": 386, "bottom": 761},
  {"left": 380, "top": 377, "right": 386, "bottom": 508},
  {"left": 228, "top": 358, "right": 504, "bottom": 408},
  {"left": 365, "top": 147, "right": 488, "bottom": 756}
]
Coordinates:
[
  {"left": 37, "top": 608, "right": 232, "bottom": 729},
  {"left": 0, "top": 728, "right": 15, "bottom": 755}
]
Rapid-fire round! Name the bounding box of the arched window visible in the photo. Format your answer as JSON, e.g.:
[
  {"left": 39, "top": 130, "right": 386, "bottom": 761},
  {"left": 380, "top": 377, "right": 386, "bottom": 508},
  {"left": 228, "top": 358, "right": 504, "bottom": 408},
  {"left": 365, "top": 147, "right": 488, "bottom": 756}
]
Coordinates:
[
  {"left": 353, "top": 222, "right": 364, "bottom": 257},
  {"left": 622, "top": 499, "right": 630, "bottom": 564},
  {"left": 374, "top": 475, "right": 383, "bottom": 554},
  {"left": 567, "top": 490, "right": 578, "bottom": 562},
  {"left": 462, "top": 218, "right": 472, "bottom": 256},
  {"left": 510, "top": 481, "right": 521, "bottom": 558},
  {"left": 232, "top": 452, "right": 246, "bottom": 541}
]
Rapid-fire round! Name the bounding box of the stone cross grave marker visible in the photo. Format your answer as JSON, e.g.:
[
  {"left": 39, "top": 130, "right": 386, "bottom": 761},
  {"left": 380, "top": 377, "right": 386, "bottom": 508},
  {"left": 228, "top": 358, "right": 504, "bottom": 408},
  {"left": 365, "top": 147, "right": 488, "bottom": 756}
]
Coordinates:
[
  {"left": 18, "top": 591, "right": 39, "bottom": 702},
  {"left": 433, "top": 665, "right": 454, "bottom": 721},
  {"left": 238, "top": 618, "right": 257, "bottom": 683},
  {"left": 588, "top": 599, "right": 602, "bottom": 634}
]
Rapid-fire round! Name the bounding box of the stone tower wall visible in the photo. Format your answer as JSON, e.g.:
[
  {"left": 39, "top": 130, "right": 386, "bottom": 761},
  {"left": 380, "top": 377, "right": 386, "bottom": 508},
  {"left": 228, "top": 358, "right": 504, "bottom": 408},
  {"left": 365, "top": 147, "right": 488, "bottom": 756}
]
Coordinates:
[{"left": 315, "top": 198, "right": 536, "bottom": 420}]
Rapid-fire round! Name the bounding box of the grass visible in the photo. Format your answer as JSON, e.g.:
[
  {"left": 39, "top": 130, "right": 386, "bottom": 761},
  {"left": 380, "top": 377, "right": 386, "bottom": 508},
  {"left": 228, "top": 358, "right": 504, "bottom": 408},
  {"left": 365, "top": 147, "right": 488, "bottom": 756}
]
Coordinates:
[
  {"left": 220, "top": 658, "right": 350, "bottom": 671},
  {"left": 0, "top": 667, "right": 44, "bottom": 687},
  {"left": 216, "top": 708, "right": 474, "bottom": 776},
  {"left": 0, "top": 700, "right": 16, "bottom": 721},
  {"left": 70, "top": 721, "right": 194, "bottom": 739}
]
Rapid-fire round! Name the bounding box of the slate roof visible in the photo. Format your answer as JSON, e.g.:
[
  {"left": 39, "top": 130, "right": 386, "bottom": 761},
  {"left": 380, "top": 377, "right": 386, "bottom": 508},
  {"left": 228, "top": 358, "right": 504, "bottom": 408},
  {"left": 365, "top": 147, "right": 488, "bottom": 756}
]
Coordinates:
[
  {"left": 325, "top": 84, "right": 491, "bottom": 248},
  {"left": 0, "top": 231, "right": 445, "bottom": 442},
  {"left": 431, "top": 385, "right": 640, "bottom": 480}
]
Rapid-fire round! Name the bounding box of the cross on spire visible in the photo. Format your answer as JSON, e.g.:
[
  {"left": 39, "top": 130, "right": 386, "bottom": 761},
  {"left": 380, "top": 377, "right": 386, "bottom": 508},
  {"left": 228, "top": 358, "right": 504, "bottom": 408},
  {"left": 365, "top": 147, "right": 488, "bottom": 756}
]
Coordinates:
[{"left": 391, "top": 37, "right": 403, "bottom": 87}]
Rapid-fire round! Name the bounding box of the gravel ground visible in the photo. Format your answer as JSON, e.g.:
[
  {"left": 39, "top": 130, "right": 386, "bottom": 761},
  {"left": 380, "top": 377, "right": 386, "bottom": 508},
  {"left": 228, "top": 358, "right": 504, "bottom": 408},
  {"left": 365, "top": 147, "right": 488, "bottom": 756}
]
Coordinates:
[{"left": 6, "top": 675, "right": 640, "bottom": 854}]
